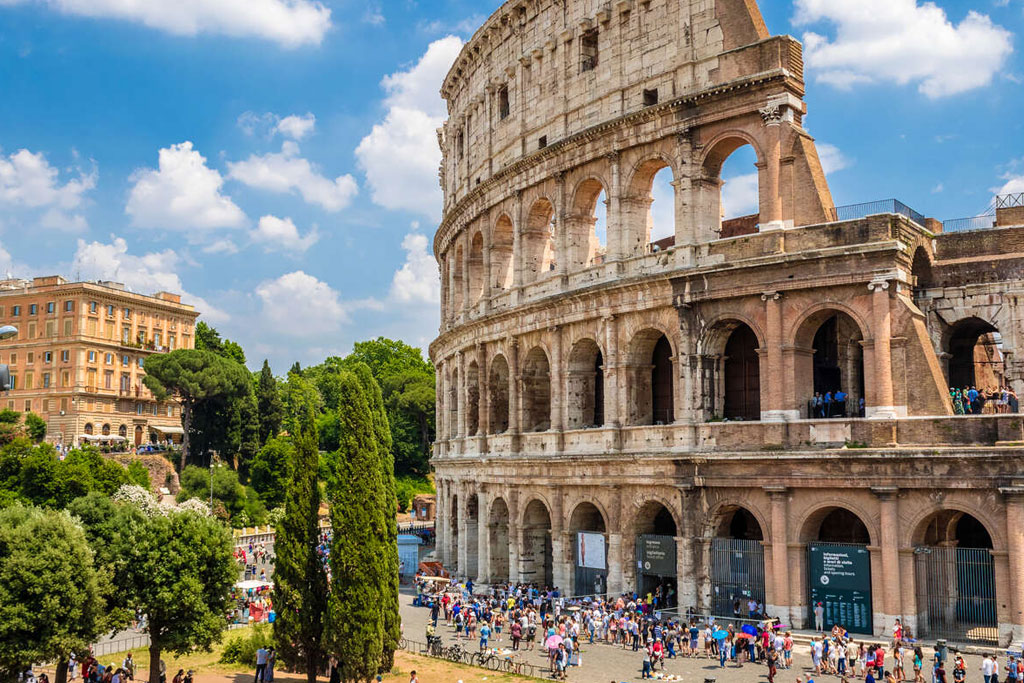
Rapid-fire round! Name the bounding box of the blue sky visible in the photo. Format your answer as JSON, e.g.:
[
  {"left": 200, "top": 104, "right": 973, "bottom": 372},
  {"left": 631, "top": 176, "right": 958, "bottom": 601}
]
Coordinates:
[{"left": 0, "top": 0, "right": 1021, "bottom": 372}]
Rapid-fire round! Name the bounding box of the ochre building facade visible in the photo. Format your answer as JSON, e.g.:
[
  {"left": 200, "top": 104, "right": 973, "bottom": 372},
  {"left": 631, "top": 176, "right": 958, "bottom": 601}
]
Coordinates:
[
  {"left": 429, "top": 0, "right": 1024, "bottom": 645},
  {"left": 0, "top": 276, "right": 198, "bottom": 447}
]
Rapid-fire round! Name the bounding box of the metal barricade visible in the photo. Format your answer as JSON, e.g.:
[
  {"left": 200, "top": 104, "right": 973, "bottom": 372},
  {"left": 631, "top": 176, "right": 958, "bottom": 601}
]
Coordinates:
[
  {"left": 914, "top": 545, "right": 997, "bottom": 645},
  {"left": 709, "top": 537, "right": 766, "bottom": 618}
]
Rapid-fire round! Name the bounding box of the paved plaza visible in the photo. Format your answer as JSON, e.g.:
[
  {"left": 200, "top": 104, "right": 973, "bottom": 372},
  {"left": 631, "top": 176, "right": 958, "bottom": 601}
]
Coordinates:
[{"left": 399, "top": 589, "right": 997, "bottom": 682}]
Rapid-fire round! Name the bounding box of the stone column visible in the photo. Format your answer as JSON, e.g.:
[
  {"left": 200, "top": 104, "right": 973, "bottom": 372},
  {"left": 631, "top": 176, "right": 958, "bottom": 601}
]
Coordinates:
[
  {"left": 456, "top": 350, "right": 466, "bottom": 440},
  {"left": 759, "top": 102, "right": 784, "bottom": 230},
  {"left": 512, "top": 190, "right": 525, "bottom": 292},
  {"left": 554, "top": 172, "right": 569, "bottom": 281},
  {"left": 1002, "top": 487, "right": 1024, "bottom": 641},
  {"left": 439, "top": 254, "right": 449, "bottom": 327},
  {"left": 435, "top": 359, "right": 446, "bottom": 446},
  {"left": 676, "top": 486, "right": 699, "bottom": 610},
  {"left": 873, "top": 486, "right": 902, "bottom": 633},
  {"left": 603, "top": 315, "right": 621, "bottom": 427},
  {"left": 457, "top": 484, "right": 469, "bottom": 576},
  {"left": 550, "top": 325, "right": 564, "bottom": 437},
  {"left": 508, "top": 489, "right": 521, "bottom": 584},
  {"left": 477, "top": 488, "right": 491, "bottom": 586},
  {"left": 761, "top": 291, "right": 791, "bottom": 421},
  {"left": 550, "top": 489, "right": 569, "bottom": 592},
  {"left": 766, "top": 486, "right": 791, "bottom": 624},
  {"left": 607, "top": 533, "right": 624, "bottom": 595},
  {"left": 867, "top": 279, "right": 900, "bottom": 418}
]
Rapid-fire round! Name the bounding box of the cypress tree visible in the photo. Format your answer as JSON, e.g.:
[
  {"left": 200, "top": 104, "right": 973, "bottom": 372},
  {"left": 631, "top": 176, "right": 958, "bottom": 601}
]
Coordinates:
[
  {"left": 272, "top": 411, "right": 327, "bottom": 683},
  {"left": 351, "top": 363, "right": 400, "bottom": 672},
  {"left": 257, "top": 360, "right": 284, "bottom": 446},
  {"left": 324, "top": 371, "right": 385, "bottom": 682}
]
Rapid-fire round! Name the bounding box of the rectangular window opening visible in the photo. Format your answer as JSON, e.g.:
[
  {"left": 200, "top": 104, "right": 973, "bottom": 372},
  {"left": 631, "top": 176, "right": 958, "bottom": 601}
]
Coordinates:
[
  {"left": 538, "top": 135, "right": 548, "bottom": 149},
  {"left": 498, "top": 86, "right": 510, "bottom": 120},
  {"left": 643, "top": 88, "right": 659, "bottom": 107},
  {"left": 581, "top": 29, "right": 599, "bottom": 72}
]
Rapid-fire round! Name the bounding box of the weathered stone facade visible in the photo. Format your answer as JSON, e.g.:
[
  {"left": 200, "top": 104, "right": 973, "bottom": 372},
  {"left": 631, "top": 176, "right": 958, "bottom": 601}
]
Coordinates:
[{"left": 430, "top": 0, "right": 1024, "bottom": 645}]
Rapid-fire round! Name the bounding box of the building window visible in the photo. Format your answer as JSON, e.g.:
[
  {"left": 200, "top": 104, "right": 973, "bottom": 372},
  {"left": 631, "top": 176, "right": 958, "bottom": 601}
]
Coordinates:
[
  {"left": 104, "top": 371, "right": 113, "bottom": 389},
  {"left": 89, "top": 301, "right": 98, "bottom": 314},
  {"left": 136, "top": 403, "right": 143, "bottom": 415},
  {"left": 64, "top": 301, "right": 73, "bottom": 312},
  {"left": 60, "top": 398, "right": 68, "bottom": 412},
  {"left": 26, "top": 352, "right": 33, "bottom": 365},
  {"left": 120, "top": 374, "right": 130, "bottom": 392},
  {"left": 105, "top": 353, "right": 113, "bottom": 364},
  {"left": 123, "top": 308, "right": 131, "bottom": 319},
  {"left": 11, "top": 306, "right": 20, "bottom": 316},
  {"left": 7, "top": 376, "right": 14, "bottom": 391},
  {"left": 167, "top": 405, "right": 174, "bottom": 417},
  {"left": 23, "top": 400, "right": 30, "bottom": 412},
  {"left": 122, "top": 327, "right": 131, "bottom": 344},
  {"left": 44, "top": 351, "right": 52, "bottom": 364},
  {"left": 42, "top": 373, "right": 50, "bottom": 388},
  {"left": 24, "top": 372, "right": 32, "bottom": 389},
  {"left": 122, "top": 355, "right": 129, "bottom": 367},
  {"left": 88, "top": 351, "right": 96, "bottom": 363},
  {"left": 151, "top": 404, "right": 158, "bottom": 416},
  {"left": 538, "top": 136, "right": 547, "bottom": 149},
  {"left": 8, "top": 353, "right": 15, "bottom": 365},
  {"left": 61, "top": 371, "right": 69, "bottom": 387},
  {"left": 169, "top": 334, "right": 176, "bottom": 350},
  {"left": 63, "top": 319, "right": 73, "bottom": 336},
  {"left": 154, "top": 332, "right": 162, "bottom": 347},
  {"left": 643, "top": 88, "right": 659, "bottom": 107},
  {"left": 137, "top": 357, "right": 144, "bottom": 368},
  {"left": 45, "top": 320, "right": 55, "bottom": 337},
  {"left": 106, "top": 304, "right": 115, "bottom": 317},
  {"left": 581, "top": 28, "right": 599, "bottom": 72},
  {"left": 498, "top": 85, "right": 510, "bottom": 120},
  {"left": 46, "top": 302, "right": 55, "bottom": 314},
  {"left": 61, "top": 350, "right": 70, "bottom": 363},
  {"left": 29, "top": 304, "right": 37, "bottom": 315}
]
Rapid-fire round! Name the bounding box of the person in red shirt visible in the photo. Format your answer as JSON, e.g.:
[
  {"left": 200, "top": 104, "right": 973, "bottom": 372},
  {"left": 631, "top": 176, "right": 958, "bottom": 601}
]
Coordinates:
[{"left": 876, "top": 646, "right": 886, "bottom": 679}]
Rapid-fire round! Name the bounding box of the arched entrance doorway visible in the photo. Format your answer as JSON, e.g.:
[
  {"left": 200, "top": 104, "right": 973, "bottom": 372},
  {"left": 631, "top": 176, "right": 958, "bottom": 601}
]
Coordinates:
[
  {"left": 634, "top": 501, "right": 678, "bottom": 608},
  {"left": 522, "top": 347, "right": 551, "bottom": 432},
  {"left": 466, "top": 361, "right": 480, "bottom": 436},
  {"left": 489, "top": 498, "right": 511, "bottom": 583},
  {"left": 947, "top": 318, "right": 1004, "bottom": 394},
  {"left": 627, "top": 330, "right": 675, "bottom": 425},
  {"left": 521, "top": 500, "right": 553, "bottom": 588},
  {"left": 914, "top": 511, "right": 997, "bottom": 644},
  {"left": 710, "top": 506, "right": 766, "bottom": 617},
  {"left": 804, "top": 507, "right": 873, "bottom": 634},
  {"left": 568, "top": 502, "right": 608, "bottom": 596},
  {"left": 723, "top": 325, "right": 761, "bottom": 420},
  {"left": 134, "top": 425, "right": 143, "bottom": 447}
]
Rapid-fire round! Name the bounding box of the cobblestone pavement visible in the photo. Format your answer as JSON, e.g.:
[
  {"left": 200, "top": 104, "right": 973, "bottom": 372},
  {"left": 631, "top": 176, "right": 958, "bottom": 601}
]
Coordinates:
[{"left": 399, "top": 590, "right": 995, "bottom": 682}]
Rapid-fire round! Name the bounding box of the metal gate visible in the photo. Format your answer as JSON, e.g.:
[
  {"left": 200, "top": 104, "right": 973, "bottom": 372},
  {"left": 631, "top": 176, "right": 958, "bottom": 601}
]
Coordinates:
[
  {"left": 710, "top": 537, "right": 766, "bottom": 617},
  {"left": 914, "top": 546, "right": 997, "bottom": 645}
]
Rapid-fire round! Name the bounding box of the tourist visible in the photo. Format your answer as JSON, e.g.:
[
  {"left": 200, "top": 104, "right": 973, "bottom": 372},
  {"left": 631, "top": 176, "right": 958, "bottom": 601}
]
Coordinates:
[
  {"left": 768, "top": 643, "right": 779, "bottom": 683},
  {"left": 121, "top": 655, "right": 134, "bottom": 682},
  {"left": 479, "top": 620, "right": 491, "bottom": 651},
  {"left": 254, "top": 646, "right": 268, "bottom": 683},
  {"left": 265, "top": 648, "right": 276, "bottom": 683},
  {"left": 408, "top": 671, "right": 418, "bottom": 683},
  {"left": 641, "top": 640, "right": 654, "bottom": 679},
  {"left": 814, "top": 602, "right": 825, "bottom": 631},
  {"left": 984, "top": 653, "right": 996, "bottom": 683}
]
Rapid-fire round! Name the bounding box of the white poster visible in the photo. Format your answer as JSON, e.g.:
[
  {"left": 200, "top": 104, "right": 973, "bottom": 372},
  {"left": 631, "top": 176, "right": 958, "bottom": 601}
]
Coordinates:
[{"left": 577, "top": 532, "right": 606, "bottom": 570}]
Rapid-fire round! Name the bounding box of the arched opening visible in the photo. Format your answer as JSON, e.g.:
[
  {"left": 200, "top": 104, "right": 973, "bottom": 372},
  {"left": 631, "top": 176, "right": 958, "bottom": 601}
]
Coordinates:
[
  {"left": 134, "top": 424, "right": 143, "bottom": 447},
  {"left": 468, "top": 231, "right": 485, "bottom": 303},
  {"left": 450, "top": 494, "right": 459, "bottom": 573},
  {"left": 489, "top": 498, "right": 511, "bottom": 583},
  {"left": 947, "top": 318, "right": 1004, "bottom": 399},
  {"left": 700, "top": 139, "right": 761, "bottom": 240},
  {"left": 522, "top": 499, "right": 553, "bottom": 588},
  {"left": 914, "top": 510, "right": 997, "bottom": 644},
  {"left": 521, "top": 347, "right": 551, "bottom": 432},
  {"left": 711, "top": 506, "right": 766, "bottom": 617},
  {"left": 465, "top": 361, "right": 480, "bottom": 437},
  {"left": 911, "top": 246, "right": 933, "bottom": 298},
  {"left": 491, "top": 214, "right": 514, "bottom": 291},
  {"left": 465, "top": 494, "right": 479, "bottom": 579},
  {"left": 102, "top": 423, "right": 110, "bottom": 436},
  {"left": 566, "top": 339, "right": 604, "bottom": 429},
  {"left": 624, "top": 160, "right": 675, "bottom": 256},
  {"left": 569, "top": 179, "right": 608, "bottom": 271},
  {"left": 723, "top": 324, "right": 761, "bottom": 420},
  {"left": 795, "top": 310, "right": 865, "bottom": 418},
  {"left": 448, "top": 367, "right": 459, "bottom": 438},
  {"left": 452, "top": 245, "right": 464, "bottom": 313},
  {"left": 488, "top": 355, "right": 510, "bottom": 434},
  {"left": 118, "top": 424, "right": 127, "bottom": 439},
  {"left": 626, "top": 330, "right": 675, "bottom": 425},
  {"left": 569, "top": 502, "right": 608, "bottom": 596},
  {"left": 84, "top": 423, "right": 93, "bottom": 435},
  {"left": 523, "top": 199, "right": 557, "bottom": 283},
  {"left": 649, "top": 166, "right": 676, "bottom": 245},
  {"left": 804, "top": 506, "right": 873, "bottom": 634},
  {"left": 634, "top": 501, "right": 678, "bottom": 608}
]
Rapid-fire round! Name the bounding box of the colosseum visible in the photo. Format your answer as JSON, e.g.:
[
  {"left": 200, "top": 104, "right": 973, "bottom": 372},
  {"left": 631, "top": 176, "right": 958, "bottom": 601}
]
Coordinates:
[{"left": 428, "top": 0, "right": 1024, "bottom": 645}]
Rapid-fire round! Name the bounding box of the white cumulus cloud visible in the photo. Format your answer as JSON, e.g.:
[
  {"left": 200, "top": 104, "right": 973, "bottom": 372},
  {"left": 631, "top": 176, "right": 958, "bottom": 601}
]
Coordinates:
[
  {"left": 817, "top": 143, "right": 851, "bottom": 175},
  {"left": 0, "top": 148, "right": 95, "bottom": 231},
  {"left": 390, "top": 229, "right": 439, "bottom": 304},
  {"left": 252, "top": 215, "right": 318, "bottom": 253},
  {"left": 126, "top": 141, "right": 246, "bottom": 232},
  {"left": 255, "top": 270, "right": 347, "bottom": 335},
  {"left": 794, "top": 0, "right": 1013, "bottom": 98},
  {"left": 238, "top": 111, "right": 316, "bottom": 140},
  {"left": 227, "top": 141, "right": 357, "bottom": 212},
  {"left": 356, "top": 35, "right": 464, "bottom": 219},
  {"left": 275, "top": 113, "right": 316, "bottom": 140},
  {"left": 72, "top": 236, "right": 229, "bottom": 322},
  {"left": 2, "top": 0, "right": 331, "bottom": 48}
]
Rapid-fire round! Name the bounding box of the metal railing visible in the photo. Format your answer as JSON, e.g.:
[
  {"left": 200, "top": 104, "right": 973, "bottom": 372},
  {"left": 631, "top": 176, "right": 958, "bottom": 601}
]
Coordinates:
[
  {"left": 996, "top": 192, "right": 1024, "bottom": 209},
  {"left": 942, "top": 215, "right": 997, "bottom": 233},
  {"left": 92, "top": 633, "right": 150, "bottom": 657},
  {"left": 833, "top": 199, "right": 926, "bottom": 226}
]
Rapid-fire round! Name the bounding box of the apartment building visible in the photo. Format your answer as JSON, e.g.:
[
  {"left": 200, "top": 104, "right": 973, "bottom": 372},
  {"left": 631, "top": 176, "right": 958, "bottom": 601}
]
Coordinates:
[{"left": 0, "top": 276, "right": 199, "bottom": 449}]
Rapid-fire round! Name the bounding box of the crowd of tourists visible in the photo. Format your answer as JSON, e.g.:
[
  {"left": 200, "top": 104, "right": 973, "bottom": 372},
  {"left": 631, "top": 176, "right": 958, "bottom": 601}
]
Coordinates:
[
  {"left": 950, "top": 386, "right": 1019, "bottom": 414},
  {"left": 811, "top": 390, "right": 863, "bottom": 418}
]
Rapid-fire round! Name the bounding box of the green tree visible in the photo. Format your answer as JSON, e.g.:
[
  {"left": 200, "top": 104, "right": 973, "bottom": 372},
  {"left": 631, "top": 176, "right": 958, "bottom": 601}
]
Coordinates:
[
  {"left": 127, "top": 459, "right": 152, "bottom": 490},
  {"left": 324, "top": 372, "right": 384, "bottom": 682},
  {"left": 0, "top": 409, "right": 20, "bottom": 424},
  {"left": 142, "top": 349, "right": 252, "bottom": 471},
  {"left": 114, "top": 507, "right": 236, "bottom": 683},
  {"left": 249, "top": 436, "right": 295, "bottom": 509},
  {"left": 256, "top": 361, "right": 284, "bottom": 445},
  {"left": 0, "top": 506, "right": 104, "bottom": 682},
  {"left": 177, "top": 465, "right": 266, "bottom": 526},
  {"left": 272, "top": 416, "right": 327, "bottom": 683},
  {"left": 23, "top": 412, "right": 46, "bottom": 443},
  {"left": 282, "top": 373, "right": 321, "bottom": 437}
]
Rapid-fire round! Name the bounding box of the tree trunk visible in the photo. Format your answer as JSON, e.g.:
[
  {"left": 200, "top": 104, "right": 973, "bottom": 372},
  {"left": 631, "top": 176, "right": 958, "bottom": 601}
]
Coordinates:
[
  {"left": 181, "top": 400, "right": 192, "bottom": 472},
  {"left": 54, "top": 660, "right": 68, "bottom": 683},
  {"left": 305, "top": 652, "right": 317, "bottom": 683},
  {"left": 148, "top": 642, "right": 162, "bottom": 683}
]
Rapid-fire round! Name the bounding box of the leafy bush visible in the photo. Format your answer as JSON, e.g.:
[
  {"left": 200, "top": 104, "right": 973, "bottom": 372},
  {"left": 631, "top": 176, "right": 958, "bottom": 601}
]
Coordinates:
[
  {"left": 0, "top": 409, "right": 20, "bottom": 424},
  {"left": 178, "top": 465, "right": 266, "bottom": 527},
  {"left": 24, "top": 412, "right": 46, "bottom": 443},
  {"left": 220, "top": 624, "right": 275, "bottom": 665},
  {"left": 395, "top": 476, "right": 434, "bottom": 513},
  {"left": 126, "top": 459, "right": 152, "bottom": 491}
]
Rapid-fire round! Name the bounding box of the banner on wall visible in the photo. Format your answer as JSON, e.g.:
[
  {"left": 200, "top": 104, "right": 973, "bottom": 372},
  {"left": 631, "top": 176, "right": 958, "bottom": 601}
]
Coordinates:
[{"left": 577, "top": 532, "right": 607, "bottom": 570}]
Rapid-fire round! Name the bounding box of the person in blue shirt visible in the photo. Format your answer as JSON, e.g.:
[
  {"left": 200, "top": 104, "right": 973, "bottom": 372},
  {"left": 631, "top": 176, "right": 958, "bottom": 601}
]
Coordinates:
[
  {"left": 824, "top": 391, "right": 834, "bottom": 417},
  {"left": 834, "top": 389, "right": 848, "bottom": 417},
  {"left": 479, "top": 623, "right": 491, "bottom": 651}
]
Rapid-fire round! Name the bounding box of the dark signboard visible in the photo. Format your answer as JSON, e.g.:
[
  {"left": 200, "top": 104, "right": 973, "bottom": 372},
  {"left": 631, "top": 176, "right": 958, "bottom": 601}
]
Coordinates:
[
  {"left": 636, "top": 535, "right": 676, "bottom": 577},
  {"left": 808, "top": 543, "right": 873, "bottom": 634}
]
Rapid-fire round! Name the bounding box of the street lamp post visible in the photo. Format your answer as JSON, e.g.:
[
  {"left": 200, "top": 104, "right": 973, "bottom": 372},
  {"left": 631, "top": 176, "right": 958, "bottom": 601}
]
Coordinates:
[{"left": 209, "top": 461, "right": 214, "bottom": 511}]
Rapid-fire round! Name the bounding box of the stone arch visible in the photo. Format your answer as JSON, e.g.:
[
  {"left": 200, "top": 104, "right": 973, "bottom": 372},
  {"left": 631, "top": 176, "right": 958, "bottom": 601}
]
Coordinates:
[
  {"left": 522, "top": 197, "right": 557, "bottom": 283},
  {"left": 488, "top": 353, "right": 510, "bottom": 434},
  {"left": 568, "top": 176, "right": 608, "bottom": 270},
  {"left": 911, "top": 245, "right": 934, "bottom": 295},
  {"left": 521, "top": 497, "right": 554, "bottom": 587},
  {"left": 84, "top": 422, "right": 93, "bottom": 435},
  {"left": 488, "top": 497, "right": 511, "bottom": 583},
  {"left": 708, "top": 502, "right": 768, "bottom": 541},
  {"left": 491, "top": 213, "right": 515, "bottom": 291},
  {"left": 118, "top": 423, "right": 127, "bottom": 439},
  {"left": 102, "top": 423, "right": 111, "bottom": 436},
  {"left": 466, "top": 359, "right": 480, "bottom": 436},
  {"left": 622, "top": 155, "right": 678, "bottom": 256},
  {"left": 698, "top": 131, "right": 766, "bottom": 239},
  {"left": 468, "top": 230, "right": 485, "bottom": 303},
  {"left": 907, "top": 502, "right": 1004, "bottom": 551},
  {"left": 448, "top": 366, "right": 459, "bottom": 437},
  {"left": 521, "top": 345, "right": 552, "bottom": 432},
  {"left": 945, "top": 316, "right": 1003, "bottom": 391},
  {"left": 700, "top": 313, "right": 767, "bottom": 353},
  {"left": 566, "top": 337, "right": 605, "bottom": 429},
  {"left": 629, "top": 494, "right": 682, "bottom": 537},
  {"left": 568, "top": 501, "right": 608, "bottom": 533},
  {"left": 449, "top": 492, "right": 460, "bottom": 572},
  {"left": 797, "top": 502, "right": 876, "bottom": 546},
  {"left": 625, "top": 327, "right": 676, "bottom": 425},
  {"left": 792, "top": 305, "right": 869, "bottom": 418},
  {"left": 708, "top": 501, "right": 768, "bottom": 617}
]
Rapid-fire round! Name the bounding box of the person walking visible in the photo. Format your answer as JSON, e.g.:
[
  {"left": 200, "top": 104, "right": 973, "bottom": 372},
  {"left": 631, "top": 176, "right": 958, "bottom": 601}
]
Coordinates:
[
  {"left": 768, "top": 643, "right": 779, "bottom": 683},
  {"left": 254, "top": 646, "right": 268, "bottom": 683},
  {"left": 814, "top": 602, "right": 825, "bottom": 631}
]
